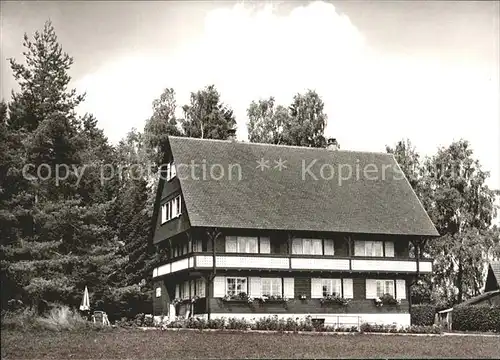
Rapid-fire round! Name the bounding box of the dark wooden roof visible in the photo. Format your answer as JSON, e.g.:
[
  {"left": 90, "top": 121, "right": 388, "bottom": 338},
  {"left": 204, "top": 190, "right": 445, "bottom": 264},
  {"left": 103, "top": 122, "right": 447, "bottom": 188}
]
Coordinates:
[
  {"left": 485, "top": 261, "right": 500, "bottom": 291},
  {"left": 168, "top": 136, "right": 440, "bottom": 237}
]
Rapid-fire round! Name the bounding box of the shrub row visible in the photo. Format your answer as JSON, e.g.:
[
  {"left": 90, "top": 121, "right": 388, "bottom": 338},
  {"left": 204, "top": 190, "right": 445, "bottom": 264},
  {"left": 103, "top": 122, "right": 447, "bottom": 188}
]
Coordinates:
[
  {"left": 452, "top": 305, "right": 500, "bottom": 333},
  {"left": 156, "top": 315, "right": 440, "bottom": 334},
  {"left": 159, "top": 315, "right": 358, "bottom": 332},
  {"left": 410, "top": 304, "right": 436, "bottom": 326},
  {"left": 360, "top": 323, "right": 442, "bottom": 334}
]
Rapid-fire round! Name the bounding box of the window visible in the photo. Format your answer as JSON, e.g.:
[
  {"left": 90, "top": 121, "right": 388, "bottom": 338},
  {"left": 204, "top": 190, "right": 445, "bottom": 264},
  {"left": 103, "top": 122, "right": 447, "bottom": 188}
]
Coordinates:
[
  {"left": 354, "top": 240, "right": 383, "bottom": 257},
  {"left": 161, "top": 195, "right": 182, "bottom": 224},
  {"left": 321, "top": 279, "right": 341, "bottom": 297},
  {"left": 324, "top": 239, "right": 334, "bottom": 255},
  {"left": 193, "top": 239, "right": 203, "bottom": 252},
  {"left": 292, "top": 238, "right": 322, "bottom": 255},
  {"left": 226, "top": 236, "right": 258, "bottom": 253},
  {"left": 165, "top": 162, "right": 177, "bottom": 181},
  {"left": 261, "top": 278, "right": 282, "bottom": 297},
  {"left": 155, "top": 287, "right": 161, "bottom": 298},
  {"left": 226, "top": 277, "right": 247, "bottom": 296},
  {"left": 196, "top": 279, "right": 206, "bottom": 297},
  {"left": 182, "top": 281, "right": 190, "bottom": 299},
  {"left": 376, "top": 280, "right": 394, "bottom": 298}
]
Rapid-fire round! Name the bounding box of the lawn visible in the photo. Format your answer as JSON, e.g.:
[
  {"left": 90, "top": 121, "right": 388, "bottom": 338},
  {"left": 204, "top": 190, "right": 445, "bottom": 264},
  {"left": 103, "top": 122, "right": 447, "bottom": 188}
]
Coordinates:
[{"left": 2, "top": 329, "right": 500, "bottom": 359}]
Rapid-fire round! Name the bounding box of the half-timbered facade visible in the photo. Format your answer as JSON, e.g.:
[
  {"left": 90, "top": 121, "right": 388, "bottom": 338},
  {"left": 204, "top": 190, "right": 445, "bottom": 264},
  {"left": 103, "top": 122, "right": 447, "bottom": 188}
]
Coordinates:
[{"left": 151, "top": 136, "right": 439, "bottom": 327}]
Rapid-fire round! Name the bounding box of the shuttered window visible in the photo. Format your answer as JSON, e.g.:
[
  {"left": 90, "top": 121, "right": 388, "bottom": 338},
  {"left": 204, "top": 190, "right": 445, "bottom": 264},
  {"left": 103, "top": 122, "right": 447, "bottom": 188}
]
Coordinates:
[
  {"left": 237, "top": 237, "right": 258, "bottom": 253},
  {"left": 354, "top": 241, "right": 383, "bottom": 257},
  {"left": 161, "top": 195, "right": 182, "bottom": 223},
  {"left": 384, "top": 241, "right": 395, "bottom": 257},
  {"left": 365, "top": 279, "right": 377, "bottom": 299},
  {"left": 190, "top": 281, "right": 195, "bottom": 298},
  {"left": 226, "top": 236, "right": 260, "bottom": 253},
  {"left": 321, "top": 279, "right": 342, "bottom": 297},
  {"left": 376, "top": 280, "right": 394, "bottom": 298},
  {"left": 213, "top": 276, "right": 226, "bottom": 298},
  {"left": 283, "top": 278, "right": 294, "bottom": 299},
  {"left": 166, "top": 162, "right": 176, "bottom": 181},
  {"left": 175, "top": 284, "right": 180, "bottom": 299},
  {"left": 292, "top": 238, "right": 323, "bottom": 255},
  {"left": 225, "top": 236, "right": 237, "bottom": 252},
  {"left": 226, "top": 277, "right": 247, "bottom": 296},
  {"left": 249, "top": 277, "right": 262, "bottom": 298},
  {"left": 311, "top": 278, "right": 323, "bottom": 298},
  {"left": 196, "top": 278, "right": 206, "bottom": 297},
  {"left": 183, "top": 281, "right": 190, "bottom": 299},
  {"left": 259, "top": 237, "right": 271, "bottom": 254},
  {"left": 262, "top": 278, "right": 282, "bottom": 297},
  {"left": 342, "top": 278, "right": 353, "bottom": 299},
  {"left": 161, "top": 204, "right": 167, "bottom": 224},
  {"left": 193, "top": 239, "right": 203, "bottom": 252},
  {"left": 396, "top": 279, "right": 406, "bottom": 299},
  {"left": 324, "top": 239, "right": 335, "bottom": 255}
]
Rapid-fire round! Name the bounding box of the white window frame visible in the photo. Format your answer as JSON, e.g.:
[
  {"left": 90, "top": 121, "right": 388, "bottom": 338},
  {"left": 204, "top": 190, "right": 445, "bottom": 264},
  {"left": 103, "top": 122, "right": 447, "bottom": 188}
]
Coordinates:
[
  {"left": 166, "top": 162, "right": 177, "bottom": 181},
  {"left": 261, "top": 278, "right": 282, "bottom": 297},
  {"left": 237, "top": 236, "right": 258, "bottom": 253},
  {"left": 182, "top": 280, "right": 190, "bottom": 299},
  {"left": 321, "top": 278, "right": 342, "bottom": 297},
  {"left": 376, "top": 279, "right": 395, "bottom": 298},
  {"left": 193, "top": 239, "right": 202, "bottom": 252},
  {"left": 196, "top": 279, "right": 206, "bottom": 297},
  {"left": 292, "top": 238, "right": 323, "bottom": 255},
  {"left": 155, "top": 287, "right": 161, "bottom": 298},
  {"left": 161, "top": 195, "right": 182, "bottom": 224},
  {"left": 354, "top": 240, "right": 384, "bottom": 257},
  {"left": 226, "top": 277, "right": 247, "bottom": 297}
]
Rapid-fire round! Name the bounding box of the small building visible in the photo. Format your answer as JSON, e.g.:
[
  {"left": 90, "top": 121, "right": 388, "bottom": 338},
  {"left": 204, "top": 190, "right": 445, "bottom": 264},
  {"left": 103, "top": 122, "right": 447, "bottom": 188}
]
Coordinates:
[
  {"left": 437, "top": 261, "right": 500, "bottom": 329},
  {"left": 151, "top": 136, "right": 439, "bottom": 327}
]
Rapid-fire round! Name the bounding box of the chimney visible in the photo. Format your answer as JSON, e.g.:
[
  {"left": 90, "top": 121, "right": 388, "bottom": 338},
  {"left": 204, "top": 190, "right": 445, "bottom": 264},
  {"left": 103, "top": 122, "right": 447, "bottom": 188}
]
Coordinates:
[
  {"left": 327, "top": 138, "right": 340, "bottom": 151},
  {"left": 227, "top": 128, "right": 237, "bottom": 141}
]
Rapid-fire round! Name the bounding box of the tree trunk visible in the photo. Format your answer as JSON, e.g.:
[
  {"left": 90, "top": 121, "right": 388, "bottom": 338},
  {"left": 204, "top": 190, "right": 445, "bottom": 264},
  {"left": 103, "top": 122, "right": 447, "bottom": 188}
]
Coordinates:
[{"left": 457, "top": 260, "right": 463, "bottom": 304}]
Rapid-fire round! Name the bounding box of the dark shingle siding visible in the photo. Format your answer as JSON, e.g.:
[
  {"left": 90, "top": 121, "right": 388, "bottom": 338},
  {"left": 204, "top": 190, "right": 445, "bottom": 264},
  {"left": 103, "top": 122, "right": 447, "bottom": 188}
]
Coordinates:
[{"left": 169, "top": 137, "right": 440, "bottom": 237}]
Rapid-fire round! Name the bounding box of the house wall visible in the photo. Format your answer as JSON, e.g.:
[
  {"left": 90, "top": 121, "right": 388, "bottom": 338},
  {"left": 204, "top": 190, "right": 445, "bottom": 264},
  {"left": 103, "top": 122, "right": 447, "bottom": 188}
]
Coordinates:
[
  {"left": 207, "top": 298, "right": 409, "bottom": 315},
  {"left": 152, "top": 176, "right": 191, "bottom": 245}
]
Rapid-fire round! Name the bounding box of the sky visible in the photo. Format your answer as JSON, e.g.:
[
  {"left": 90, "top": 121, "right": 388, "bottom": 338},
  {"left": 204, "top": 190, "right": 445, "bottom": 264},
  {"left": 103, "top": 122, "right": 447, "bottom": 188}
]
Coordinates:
[{"left": 1, "top": 0, "right": 499, "bottom": 190}]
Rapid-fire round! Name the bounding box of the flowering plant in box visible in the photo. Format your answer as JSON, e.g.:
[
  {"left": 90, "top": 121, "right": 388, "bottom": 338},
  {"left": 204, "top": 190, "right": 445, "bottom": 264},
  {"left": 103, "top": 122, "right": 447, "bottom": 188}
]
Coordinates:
[
  {"left": 320, "top": 294, "right": 350, "bottom": 306},
  {"left": 380, "top": 293, "right": 400, "bottom": 306},
  {"left": 300, "top": 294, "right": 307, "bottom": 300},
  {"left": 259, "top": 295, "right": 288, "bottom": 303}
]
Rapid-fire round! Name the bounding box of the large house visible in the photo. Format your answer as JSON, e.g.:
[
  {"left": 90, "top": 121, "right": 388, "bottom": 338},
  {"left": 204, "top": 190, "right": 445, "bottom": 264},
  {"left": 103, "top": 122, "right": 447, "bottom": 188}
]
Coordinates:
[{"left": 151, "top": 135, "right": 439, "bottom": 327}]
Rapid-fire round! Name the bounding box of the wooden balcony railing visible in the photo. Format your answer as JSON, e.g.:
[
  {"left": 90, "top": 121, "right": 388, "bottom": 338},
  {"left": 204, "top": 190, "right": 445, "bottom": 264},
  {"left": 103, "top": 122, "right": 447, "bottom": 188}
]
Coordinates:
[{"left": 152, "top": 252, "right": 433, "bottom": 278}]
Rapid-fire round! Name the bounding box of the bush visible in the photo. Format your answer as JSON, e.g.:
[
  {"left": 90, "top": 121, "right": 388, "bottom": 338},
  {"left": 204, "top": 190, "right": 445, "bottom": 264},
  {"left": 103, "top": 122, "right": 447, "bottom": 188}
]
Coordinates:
[
  {"left": 411, "top": 304, "right": 436, "bottom": 326},
  {"left": 1, "top": 305, "right": 104, "bottom": 332},
  {"left": 452, "top": 305, "right": 500, "bottom": 332},
  {"left": 360, "top": 323, "right": 442, "bottom": 334}
]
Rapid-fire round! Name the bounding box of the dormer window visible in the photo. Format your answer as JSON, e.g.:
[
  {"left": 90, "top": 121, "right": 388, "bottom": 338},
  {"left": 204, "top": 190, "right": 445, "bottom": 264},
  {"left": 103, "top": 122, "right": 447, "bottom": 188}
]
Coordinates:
[
  {"left": 161, "top": 195, "right": 182, "bottom": 224},
  {"left": 166, "top": 162, "right": 176, "bottom": 181}
]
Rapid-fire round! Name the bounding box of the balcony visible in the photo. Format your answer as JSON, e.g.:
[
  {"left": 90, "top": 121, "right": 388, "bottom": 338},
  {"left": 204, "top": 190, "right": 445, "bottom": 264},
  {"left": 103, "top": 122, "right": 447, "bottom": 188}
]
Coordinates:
[{"left": 152, "top": 253, "right": 433, "bottom": 278}]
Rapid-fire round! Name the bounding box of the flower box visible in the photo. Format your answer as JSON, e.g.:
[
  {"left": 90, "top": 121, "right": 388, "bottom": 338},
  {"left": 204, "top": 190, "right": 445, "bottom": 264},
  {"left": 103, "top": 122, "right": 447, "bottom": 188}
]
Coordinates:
[{"left": 320, "top": 295, "right": 350, "bottom": 306}]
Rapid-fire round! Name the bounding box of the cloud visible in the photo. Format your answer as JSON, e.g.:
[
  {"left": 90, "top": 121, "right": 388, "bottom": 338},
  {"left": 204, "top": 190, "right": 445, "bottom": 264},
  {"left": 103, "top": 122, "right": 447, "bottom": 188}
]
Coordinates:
[{"left": 76, "top": 1, "right": 499, "bottom": 188}]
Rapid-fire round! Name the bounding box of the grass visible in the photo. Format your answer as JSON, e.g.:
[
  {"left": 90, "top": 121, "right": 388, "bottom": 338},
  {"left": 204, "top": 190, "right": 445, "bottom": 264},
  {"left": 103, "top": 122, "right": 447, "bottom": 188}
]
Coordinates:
[{"left": 2, "top": 329, "right": 500, "bottom": 359}]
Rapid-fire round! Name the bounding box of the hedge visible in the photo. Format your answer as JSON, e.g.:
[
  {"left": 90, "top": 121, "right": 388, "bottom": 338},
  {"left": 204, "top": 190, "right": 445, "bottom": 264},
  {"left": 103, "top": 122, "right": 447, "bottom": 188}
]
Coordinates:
[
  {"left": 411, "top": 304, "right": 436, "bottom": 326},
  {"left": 452, "top": 305, "right": 500, "bottom": 332}
]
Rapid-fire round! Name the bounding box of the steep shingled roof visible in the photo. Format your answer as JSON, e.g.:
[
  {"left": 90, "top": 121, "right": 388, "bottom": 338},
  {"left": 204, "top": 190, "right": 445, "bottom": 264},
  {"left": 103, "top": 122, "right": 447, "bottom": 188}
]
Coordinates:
[{"left": 168, "top": 136, "right": 440, "bottom": 237}]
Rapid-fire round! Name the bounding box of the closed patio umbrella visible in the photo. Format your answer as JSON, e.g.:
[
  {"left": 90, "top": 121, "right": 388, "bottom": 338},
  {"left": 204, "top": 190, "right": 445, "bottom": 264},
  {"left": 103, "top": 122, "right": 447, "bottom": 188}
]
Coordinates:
[{"left": 79, "top": 286, "right": 90, "bottom": 311}]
